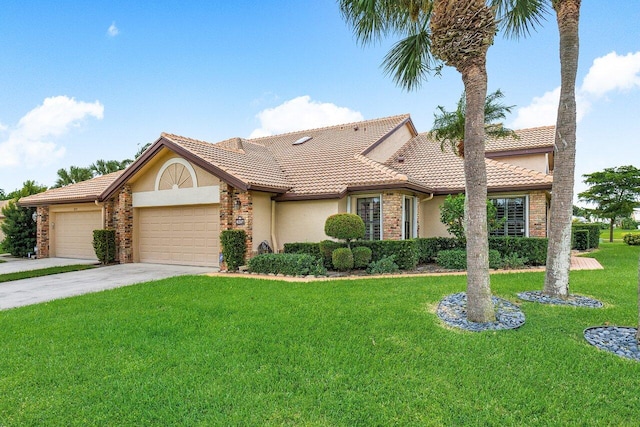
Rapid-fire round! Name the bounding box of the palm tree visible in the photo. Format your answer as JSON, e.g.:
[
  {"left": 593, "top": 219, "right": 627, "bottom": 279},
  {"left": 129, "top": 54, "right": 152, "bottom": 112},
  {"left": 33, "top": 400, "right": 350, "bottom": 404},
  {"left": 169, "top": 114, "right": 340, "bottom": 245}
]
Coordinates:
[
  {"left": 90, "top": 159, "right": 132, "bottom": 176},
  {"left": 492, "top": 0, "right": 581, "bottom": 299},
  {"left": 341, "top": 0, "right": 498, "bottom": 322},
  {"left": 431, "top": 89, "right": 517, "bottom": 157},
  {"left": 54, "top": 166, "right": 93, "bottom": 188}
]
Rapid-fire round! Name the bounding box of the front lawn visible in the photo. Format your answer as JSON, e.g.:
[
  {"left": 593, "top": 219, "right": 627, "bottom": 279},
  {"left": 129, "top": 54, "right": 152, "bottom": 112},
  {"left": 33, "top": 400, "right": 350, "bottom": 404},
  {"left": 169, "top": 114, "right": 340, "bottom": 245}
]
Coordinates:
[
  {"left": 0, "top": 264, "right": 97, "bottom": 283},
  {"left": 1, "top": 243, "right": 639, "bottom": 425}
]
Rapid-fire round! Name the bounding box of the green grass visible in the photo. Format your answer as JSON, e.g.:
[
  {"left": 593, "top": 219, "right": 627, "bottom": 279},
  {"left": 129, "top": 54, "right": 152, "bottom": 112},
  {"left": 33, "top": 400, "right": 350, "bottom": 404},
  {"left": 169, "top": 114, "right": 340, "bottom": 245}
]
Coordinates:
[
  {"left": 1, "top": 244, "right": 639, "bottom": 425},
  {"left": 0, "top": 264, "right": 97, "bottom": 283},
  {"left": 601, "top": 226, "right": 640, "bottom": 241}
]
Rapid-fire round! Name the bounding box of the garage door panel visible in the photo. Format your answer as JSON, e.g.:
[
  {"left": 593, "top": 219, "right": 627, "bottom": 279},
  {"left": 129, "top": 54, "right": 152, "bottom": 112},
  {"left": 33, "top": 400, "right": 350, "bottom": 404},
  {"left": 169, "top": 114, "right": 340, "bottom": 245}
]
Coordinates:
[
  {"left": 138, "top": 205, "right": 219, "bottom": 267},
  {"left": 54, "top": 210, "right": 102, "bottom": 259}
]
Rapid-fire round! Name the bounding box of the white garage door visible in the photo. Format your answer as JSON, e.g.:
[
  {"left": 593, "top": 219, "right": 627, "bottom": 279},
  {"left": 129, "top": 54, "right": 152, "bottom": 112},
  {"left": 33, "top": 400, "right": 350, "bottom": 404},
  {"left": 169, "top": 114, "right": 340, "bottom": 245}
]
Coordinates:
[
  {"left": 138, "top": 205, "right": 219, "bottom": 267},
  {"left": 54, "top": 210, "right": 102, "bottom": 259}
]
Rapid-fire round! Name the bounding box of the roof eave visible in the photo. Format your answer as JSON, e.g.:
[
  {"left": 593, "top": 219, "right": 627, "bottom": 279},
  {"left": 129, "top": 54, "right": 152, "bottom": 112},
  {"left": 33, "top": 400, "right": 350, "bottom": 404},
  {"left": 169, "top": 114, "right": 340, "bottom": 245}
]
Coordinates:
[
  {"left": 485, "top": 146, "right": 553, "bottom": 158},
  {"left": 18, "top": 196, "right": 102, "bottom": 207},
  {"left": 360, "top": 115, "right": 416, "bottom": 156}
]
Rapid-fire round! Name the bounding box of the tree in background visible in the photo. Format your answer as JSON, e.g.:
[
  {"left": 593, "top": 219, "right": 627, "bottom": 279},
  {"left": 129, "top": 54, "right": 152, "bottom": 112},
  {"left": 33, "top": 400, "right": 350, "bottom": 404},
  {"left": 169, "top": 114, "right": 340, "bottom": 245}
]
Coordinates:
[
  {"left": 54, "top": 166, "right": 93, "bottom": 188},
  {"left": 440, "top": 194, "right": 502, "bottom": 239},
  {"left": 1, "top": 181, "right": 48, "bottom": 257},
  {"left": 578, "top": 165, "right": 640, "bottom": 243},
  {"left": 90, "top": 159, "right": 132, "bottom": 176},
  {"left": 431, "top": 89, "right": 517, "bottom": 157}
]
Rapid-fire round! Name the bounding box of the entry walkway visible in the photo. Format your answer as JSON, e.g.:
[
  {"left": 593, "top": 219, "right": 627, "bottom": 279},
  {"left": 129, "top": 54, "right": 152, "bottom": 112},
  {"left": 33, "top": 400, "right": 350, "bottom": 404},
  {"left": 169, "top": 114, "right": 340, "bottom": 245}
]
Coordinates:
[{"left": 570, "top": 256, "right": 604, "bottom": 270}]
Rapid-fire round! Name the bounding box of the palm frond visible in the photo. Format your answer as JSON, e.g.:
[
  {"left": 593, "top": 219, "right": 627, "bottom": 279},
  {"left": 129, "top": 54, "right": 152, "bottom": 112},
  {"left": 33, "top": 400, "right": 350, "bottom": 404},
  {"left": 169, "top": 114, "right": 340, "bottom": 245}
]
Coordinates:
[{"left": 491, "top": 0, "right": 550, "bottom": 39}]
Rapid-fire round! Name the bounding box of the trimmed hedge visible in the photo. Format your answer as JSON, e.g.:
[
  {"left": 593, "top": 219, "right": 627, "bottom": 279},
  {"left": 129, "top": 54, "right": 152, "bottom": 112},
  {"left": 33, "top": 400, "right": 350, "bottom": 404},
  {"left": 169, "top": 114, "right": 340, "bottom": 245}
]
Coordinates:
[
  {"left": 623, "top": 233, "right": 640, "bottom": 246},
  {"left": 332, "top": 247, "right": 354, "bottom": 271},
  {"left": 571, "top": 223, "right": 600, "bottom": 249},
  {"left": 436, "top": 249, "right": 502, "bottom": 270},
  {"left": 318, "top": 240, "right": 346, "bottom": 268},
  {"left": 356, "top": 240, "right": 418, "bottom": 270},
  {"left": 352, "top": 246, "right": 372, "bottom": 268},
  {"left": 415, "top": 237, "right": 464, "bottom": 263},
  {"left": 488, "top": 236, "right": 548, "bottom": 266},
  {"left": 220, "top": 229, "right": 246, "bottom": 271},
  {"left": 92, "top": 229, "right": 116, "bottom": 264},
  {"left": 367, "top": 255, "right": 400, "bottom": 274},
  {"left": 248, "top": 253, "right": 326, "bottom": 276},
  {"left": 283, "top": 242, "right": 322, "bottom": 260},
  {"left": 573, "top": 229, "right": 589, "bottom": 251}
]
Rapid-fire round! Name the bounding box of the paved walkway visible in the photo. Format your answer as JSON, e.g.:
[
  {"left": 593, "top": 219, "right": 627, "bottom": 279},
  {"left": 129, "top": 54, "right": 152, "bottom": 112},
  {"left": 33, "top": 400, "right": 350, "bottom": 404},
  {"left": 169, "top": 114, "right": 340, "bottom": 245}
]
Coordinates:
[
  {"left": 570, "top": 256, "right": 604, "bottom": 270},
  {"left": 0, "top": 257, "right": 215, "bottom": 310}
]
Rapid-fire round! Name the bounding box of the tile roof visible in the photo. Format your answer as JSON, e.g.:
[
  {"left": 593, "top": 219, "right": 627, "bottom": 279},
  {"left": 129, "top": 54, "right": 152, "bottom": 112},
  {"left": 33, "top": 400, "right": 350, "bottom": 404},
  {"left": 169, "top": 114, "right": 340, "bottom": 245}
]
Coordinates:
[
  {"left": 385, "top": 132, "right": 553, "bottom": 194},
  {"left": 19, "top": 171, "right": 124, "bottom": 206},
  {"left": 485, "top": 125, "right": 555, "bottom": 153},
  {"left": 18, "top": 115, "right": 554, "bottom": 205}
]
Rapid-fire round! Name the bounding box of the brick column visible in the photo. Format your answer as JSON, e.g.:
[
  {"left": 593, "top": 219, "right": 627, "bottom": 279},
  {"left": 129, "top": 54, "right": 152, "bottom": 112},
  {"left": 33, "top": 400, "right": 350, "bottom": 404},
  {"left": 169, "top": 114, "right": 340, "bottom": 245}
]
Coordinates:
[
  {"left": 529, "top": 190, "right": 548, "bottom": 238},
  {"left": 36, "top": 206, "right": 50, "bottom": 258},
  {"left": 382, "top": 192, "right": 403, "bottom": 240},
  {"left": 116, "top": 185, "right": 133, "bottom": 263},
  {"left": 218, "top": 183, "right": 254, "bottom": 265}
]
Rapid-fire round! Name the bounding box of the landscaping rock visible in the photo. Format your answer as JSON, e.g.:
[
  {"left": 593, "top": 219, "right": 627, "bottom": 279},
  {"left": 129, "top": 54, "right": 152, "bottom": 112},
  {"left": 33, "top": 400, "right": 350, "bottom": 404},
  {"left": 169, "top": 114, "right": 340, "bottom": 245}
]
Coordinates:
[
  {"left": 517, "top": 291, "right": 603, "bottom": 308},
  {"left": 584, "top": 327, "right": 640, "bottom": 362},
  {"left": 437, "top": 292, "right": 525, "bottom": 332}
]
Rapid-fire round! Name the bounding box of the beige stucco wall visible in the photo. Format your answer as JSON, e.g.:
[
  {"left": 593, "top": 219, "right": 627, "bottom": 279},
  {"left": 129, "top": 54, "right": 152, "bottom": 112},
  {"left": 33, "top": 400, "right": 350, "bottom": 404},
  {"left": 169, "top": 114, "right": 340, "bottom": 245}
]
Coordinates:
[
  {"left": 274, "top": 199, "right": 341, "bottom": 250},
  {"left": 250, "top": 191, "right": 273, "bottom": 252},
  {"left": 364, "top": 123, "right": 414, "bottom": 163},
  {"left": 419, "top": 195, "right": 454, "bottom": 238},
  {"left": 490, "top": 153, "right": 549, "bottom": 174},
  {"left": 0, "top": 218, "right": 5, "bottom": 244},
  {"left": 130, "top": 148, "right": 220, "bottom": 193}
]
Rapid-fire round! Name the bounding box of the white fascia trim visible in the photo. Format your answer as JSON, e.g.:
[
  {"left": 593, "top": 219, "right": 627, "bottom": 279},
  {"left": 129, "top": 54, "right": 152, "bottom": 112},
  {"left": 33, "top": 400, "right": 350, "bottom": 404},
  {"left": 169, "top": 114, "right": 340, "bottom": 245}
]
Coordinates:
[{"left": 133, "top": 186, "right": 220, "bottom": 207}]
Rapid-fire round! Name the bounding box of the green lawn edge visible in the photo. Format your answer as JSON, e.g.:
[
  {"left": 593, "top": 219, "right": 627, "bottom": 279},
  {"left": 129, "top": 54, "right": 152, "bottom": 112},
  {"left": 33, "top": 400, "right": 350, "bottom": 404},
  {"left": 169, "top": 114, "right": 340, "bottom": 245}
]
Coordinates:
[{"left": 0, "top": 264, "right": 97, "bottom": 283}]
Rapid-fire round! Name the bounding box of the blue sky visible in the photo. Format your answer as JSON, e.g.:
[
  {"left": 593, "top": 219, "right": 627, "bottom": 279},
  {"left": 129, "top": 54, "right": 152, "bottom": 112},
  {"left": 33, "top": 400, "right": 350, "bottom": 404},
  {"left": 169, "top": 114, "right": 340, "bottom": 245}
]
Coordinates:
[{"left": 1, "top": 1, "right": 639, "bottom": 201}]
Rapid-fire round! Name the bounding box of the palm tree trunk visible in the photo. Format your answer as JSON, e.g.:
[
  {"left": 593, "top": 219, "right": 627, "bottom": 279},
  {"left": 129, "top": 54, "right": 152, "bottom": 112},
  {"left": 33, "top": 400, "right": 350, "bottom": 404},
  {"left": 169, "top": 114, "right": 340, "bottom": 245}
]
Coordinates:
[
  {"left": 543, "top": 0, "right": 580, "bottom": 299},
  {"left": 462, "top": 62, "right": 494, "bottom": 323}
]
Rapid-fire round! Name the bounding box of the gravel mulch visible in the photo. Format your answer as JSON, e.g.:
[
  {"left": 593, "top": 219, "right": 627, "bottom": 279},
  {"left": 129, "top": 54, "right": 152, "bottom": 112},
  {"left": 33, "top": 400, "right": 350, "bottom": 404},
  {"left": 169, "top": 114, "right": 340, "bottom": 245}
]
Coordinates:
[
  {"left": 437, "top": 292, "right": 525, "bottom": 332},
  {"left": 584, "top": 327, "right": 640, "bottom": 361},
  {"left": 517, "top": 290, "right": 603, "bottom": 308}
]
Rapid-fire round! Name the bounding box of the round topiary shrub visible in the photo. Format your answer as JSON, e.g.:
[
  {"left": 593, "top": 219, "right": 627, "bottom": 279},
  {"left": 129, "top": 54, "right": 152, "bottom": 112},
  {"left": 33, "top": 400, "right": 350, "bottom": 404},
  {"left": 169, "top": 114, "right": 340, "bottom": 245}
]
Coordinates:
[
  {"left": 324, "top": 213, "right": 365, "bottom": 247},
  {"left": 332, "top": 247, "right": 354, "bottom": 271},
  {"left": 352, "top": 246, "right": 372, "bottom": 268}
]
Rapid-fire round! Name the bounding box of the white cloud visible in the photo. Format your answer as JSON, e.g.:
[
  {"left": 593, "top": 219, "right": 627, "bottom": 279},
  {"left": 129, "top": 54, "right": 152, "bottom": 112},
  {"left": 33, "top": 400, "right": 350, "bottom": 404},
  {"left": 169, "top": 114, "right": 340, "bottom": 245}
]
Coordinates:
[
  {"left": 581, "top": 51, "right": 640, "bottom": 97},
  {"left": 510, "top": 51, "right": 640, "bottom": 129},
  {"left": 107, "top": 22, "right": 119, "bottom": 37},
  {"left": 249, "top": 96, "right": 364, "bottom": 138},
  {"left": 0, "top": 96, "right": 104, "bottom": 168}
]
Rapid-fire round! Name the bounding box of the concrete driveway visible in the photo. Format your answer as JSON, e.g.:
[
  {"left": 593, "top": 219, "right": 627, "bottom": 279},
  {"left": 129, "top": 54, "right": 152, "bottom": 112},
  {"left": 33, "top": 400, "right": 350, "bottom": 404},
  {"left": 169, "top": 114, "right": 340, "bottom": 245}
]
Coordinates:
[{"left": 0, "top": 257, "right": 215, "bottom": 310}]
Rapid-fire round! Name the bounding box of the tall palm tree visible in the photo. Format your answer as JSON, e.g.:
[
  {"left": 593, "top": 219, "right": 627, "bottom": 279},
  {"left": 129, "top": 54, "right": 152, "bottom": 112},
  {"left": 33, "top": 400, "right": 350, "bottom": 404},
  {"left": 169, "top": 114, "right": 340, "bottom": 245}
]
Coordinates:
[
  {"left": 493, "top": 0, "right": 581, "bottom": 299},
  {"left": 341, "top": 0, "right": 498, "bottom": 322},
  {"left": 54, "top": 166, "right": 93, "bottom": 188},
  {"left": 431, "top": 89, "right": 517, "bottom": 157}
]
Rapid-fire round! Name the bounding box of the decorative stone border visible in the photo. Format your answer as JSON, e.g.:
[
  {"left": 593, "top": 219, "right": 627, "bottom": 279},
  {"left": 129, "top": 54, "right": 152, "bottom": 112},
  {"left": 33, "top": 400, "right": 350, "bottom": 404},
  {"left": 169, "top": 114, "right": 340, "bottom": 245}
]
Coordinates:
[
  {"left": 517, "top": 291, "right": 603, "bottom": 308},
  {"left": 584, "top": 327, "right": 640, "bottom": 362},
  {"left": 436, "top": 292, "right": 525, "bottom": 332}
]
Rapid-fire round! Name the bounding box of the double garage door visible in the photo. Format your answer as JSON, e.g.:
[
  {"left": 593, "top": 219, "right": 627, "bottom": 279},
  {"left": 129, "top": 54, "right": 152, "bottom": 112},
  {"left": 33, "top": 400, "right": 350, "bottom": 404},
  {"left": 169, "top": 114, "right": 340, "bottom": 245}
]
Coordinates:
[{"left": 138, "top": 205, "right": 219, "bottom": 267}]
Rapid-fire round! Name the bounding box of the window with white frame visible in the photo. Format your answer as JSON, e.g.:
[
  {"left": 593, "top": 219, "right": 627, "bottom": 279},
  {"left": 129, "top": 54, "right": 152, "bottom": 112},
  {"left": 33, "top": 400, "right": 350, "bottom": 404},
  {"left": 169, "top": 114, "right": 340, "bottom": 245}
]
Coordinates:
[
  {"left": 490, "top": 196, "right": 527, "bottom": 237},
  {"left": 356, "top": 196, "right": 381, "bottom": 240},
  {"left": 402, "top": 195, "right": 417, "bottom": 239}
]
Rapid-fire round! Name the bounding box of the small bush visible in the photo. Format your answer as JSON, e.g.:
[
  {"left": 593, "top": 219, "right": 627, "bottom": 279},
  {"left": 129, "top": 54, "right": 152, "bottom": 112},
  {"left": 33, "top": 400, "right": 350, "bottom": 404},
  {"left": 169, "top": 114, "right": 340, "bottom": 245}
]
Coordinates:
[
  {"left": 357, "top": 240, "right": 418, "bottom": 270},
  {"left": 621, "top": 217, "right": 639, "bottom": 230},
  {"left": 352, "top": 246, "right": 372, "bottom": 268},
  {"left": 488, "top": 236, "right": 547, "bottom": 266},
  {"left": 500, "top": 252, "right": 528, "bottom": 269},
  {"left": 92, "top": 229, "right": 116, "bottom": 264},
  {"left": 623, "top": 233, "right": 640, "bottom": 246},
  {"left": 248, "top": 253, "right": 326, "bottom": 276},
  {"left": 332, "top": 247, "right": 354, "bottom": 271},
  {"left": 324, "top": 213, "right": 365, "bottom": 246},
  {"left": 415, "top": 237, "right": 464, "bottom": 264},
  {"left": 573, "top": 229, "right": 589, "bottom": 251},
  {"left": 571, "top": 223, "right": 600, "bottom": 249},
  {"left": 436, "top": 249, "right": 502, "bottom": 270},
  {"left": 319, "top": 240, "right": 346, "bottom": 268},
  {"left": 220, "top": 229, "right": 246, "bottom": 271},
  {"left": 366, "top": 255, "right": 400, "bottom": 274}
]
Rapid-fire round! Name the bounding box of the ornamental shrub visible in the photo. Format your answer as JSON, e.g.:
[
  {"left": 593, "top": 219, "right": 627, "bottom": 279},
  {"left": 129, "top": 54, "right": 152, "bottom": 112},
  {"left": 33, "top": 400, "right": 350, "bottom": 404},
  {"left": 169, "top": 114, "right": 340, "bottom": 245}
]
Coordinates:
[
  {"left": 319, "top": 240, "right": 346, "bottom": 268},
  {"left": 220, "top": 229, "right": 246, "bottom": 271},
  {"left": 366, "top": 255, "right": 400, "bottom": 274},
  {"left": 436, "top": 249, "right": 502, "bottom": 270},
  {"left": 621, "top": 217, "right": 639, "bottom": 230},
  {"left": 92, "top": 229, "right": 116, "bottom": 264},
  {"left": 332, "top": 247, "right": 354, "bottom": 271},
  {"left": 573, "top": 229, "right": 589, "bottom": 251},
  {"left": 488, "top": 236, "right": 547, "bottom": 266},
  {"left": 415, "top": 237, "right": 464, "bottom": 263},
  {"left": 0, "top": 201, "right": 36, "bottom": 258},
  {"left": 571, "top": 223, "right": 600, "bottom": 249},
  {"left": 352, "top": 246, "right": 372, "bottom": 268},
  {"left": 324, "top": 213, "right": 365, "bottom": 247},
  {"left": 283, "top": 242, "right": 322, "bottom": 259},
  {"left": 248, "top": 253, "right": 326, "bottom": 276},
  {"left": 356, "top": 240, "right": 418, "bottom": 270},
  {"left": 623, "top": 233, "right": 640, "bottom": 246}
]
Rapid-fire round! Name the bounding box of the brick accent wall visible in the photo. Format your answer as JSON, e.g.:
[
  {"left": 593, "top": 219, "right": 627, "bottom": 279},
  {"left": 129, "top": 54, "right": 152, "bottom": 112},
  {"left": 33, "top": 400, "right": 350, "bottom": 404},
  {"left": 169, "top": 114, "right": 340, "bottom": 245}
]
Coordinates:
[
  {"left": 36, "top": 206, "right": 50, "bottom": 258},
  {"left": 219, "top": 183, "right": 254, "bottom": 268},
  {"left": 529, "top": 190, "right": 548, "bottom": 238},
  {"left": 116, "top": 185, "right": 133, "bottom": 263},
  {"left": 382, "top": 192, "right": 403, "bottom": 240}
]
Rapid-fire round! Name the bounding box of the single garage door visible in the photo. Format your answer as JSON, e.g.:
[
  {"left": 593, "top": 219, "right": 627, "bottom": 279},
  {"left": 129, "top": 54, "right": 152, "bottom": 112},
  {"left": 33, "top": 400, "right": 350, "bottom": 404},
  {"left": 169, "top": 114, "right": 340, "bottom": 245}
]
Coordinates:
[
  {"left": 54, "top": 210, "right": 102, "bottom": 259},
  {"left": 138, "top": 205, "right": 219, "bottom": 267}
]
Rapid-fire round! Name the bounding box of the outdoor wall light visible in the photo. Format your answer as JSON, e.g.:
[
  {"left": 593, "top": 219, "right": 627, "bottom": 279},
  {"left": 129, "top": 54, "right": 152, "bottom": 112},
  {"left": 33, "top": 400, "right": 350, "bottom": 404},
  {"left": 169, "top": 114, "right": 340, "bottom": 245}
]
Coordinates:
[
  {"left": 234, "top": 199, "right": 242, "bottom": 209},
  {"left": 236, "top": 216, "right": 245, "bottom": 226}
]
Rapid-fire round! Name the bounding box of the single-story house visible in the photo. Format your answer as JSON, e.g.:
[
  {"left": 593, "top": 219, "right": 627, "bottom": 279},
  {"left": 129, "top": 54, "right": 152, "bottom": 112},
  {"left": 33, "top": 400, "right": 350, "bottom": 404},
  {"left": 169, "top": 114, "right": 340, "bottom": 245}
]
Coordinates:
[{"left": 20, "top": 114, "right": 554, "bottom": 267}]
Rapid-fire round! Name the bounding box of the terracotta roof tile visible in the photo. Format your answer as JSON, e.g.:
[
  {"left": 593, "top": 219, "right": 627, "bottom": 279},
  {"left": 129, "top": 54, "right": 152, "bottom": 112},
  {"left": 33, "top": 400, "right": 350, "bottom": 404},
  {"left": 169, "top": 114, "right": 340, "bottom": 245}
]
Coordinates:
[
  {"left": 485, "top": 125, "right": 555, "bottom": 153},
  {"left": 19, "top": 171, "right": 124, "bottom": 206}
]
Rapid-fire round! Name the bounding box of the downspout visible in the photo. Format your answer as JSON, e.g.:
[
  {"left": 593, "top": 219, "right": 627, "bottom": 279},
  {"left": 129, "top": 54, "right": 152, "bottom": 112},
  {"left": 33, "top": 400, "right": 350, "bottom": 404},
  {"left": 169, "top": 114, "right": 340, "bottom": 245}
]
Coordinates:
[{"left": 271, "top": 200, "right": 278, "bottom": 252}]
